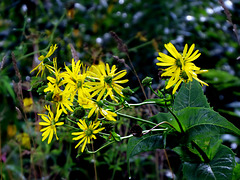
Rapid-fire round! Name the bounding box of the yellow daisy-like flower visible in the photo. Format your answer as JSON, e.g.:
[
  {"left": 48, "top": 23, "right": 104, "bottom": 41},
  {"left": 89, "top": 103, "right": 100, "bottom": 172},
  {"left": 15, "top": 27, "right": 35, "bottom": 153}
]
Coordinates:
[
  {"left": 44, "top": 57, "right": 67, "bottom": 95},
  {"left": 156, "top": 42, "right": 208, "bottom": 94},
  {"left": 72, "top": 119, "right": 105, "bottom": 152},
  {"left": 30, "top": 44, "right": 58, "bottom": 77},
  {"left": 78, "top": 97, "right": 117, "bottom": 121},
  {"left": 63, "top": 59, "right": 91, "bottom": 100},
  {"left": 52, "top": 89, "right": 74, "bottom": 114},
  {"left": 88, "top": 63, "right": 128, "bottom": 102},
  {"left": 38, "top": 105, "right": 64, "bottom": 144}
]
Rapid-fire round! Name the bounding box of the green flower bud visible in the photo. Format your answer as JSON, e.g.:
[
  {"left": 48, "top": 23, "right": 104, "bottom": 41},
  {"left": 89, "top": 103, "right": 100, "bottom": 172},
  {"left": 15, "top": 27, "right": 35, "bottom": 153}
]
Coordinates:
[
  {"left": 142, "top": 76, "right": 153, "bottom": 86},
  {"left": 73, "top": 106, "right": 86, "bottom": 119},
  {"left": 122, "top": 86, "right": 134, "bottom": 97}
]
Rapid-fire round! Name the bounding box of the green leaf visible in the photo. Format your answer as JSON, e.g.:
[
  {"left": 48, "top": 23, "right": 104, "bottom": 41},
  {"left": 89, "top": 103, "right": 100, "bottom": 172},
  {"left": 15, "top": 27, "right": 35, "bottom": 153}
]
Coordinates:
[
  {"left": 150, "top": 111, "right": 181, "bottom": 132},
  {"left": 201, "top": 69, "right": 240, "bottom": 90},
  {"left": 232, "top": 163, "right": 240, "bottom": 180},
  {"left": 127, "top": 134, "right": 163, "bottom": 161},
  {"left": 173, "top": 79, "right": 210, "bottom": 111},
  {"left": 182, "top": 145, "right": 235, "bottom": 180},
  {"left": 177, "top": 107, "right": 240, "bottom": 137}
]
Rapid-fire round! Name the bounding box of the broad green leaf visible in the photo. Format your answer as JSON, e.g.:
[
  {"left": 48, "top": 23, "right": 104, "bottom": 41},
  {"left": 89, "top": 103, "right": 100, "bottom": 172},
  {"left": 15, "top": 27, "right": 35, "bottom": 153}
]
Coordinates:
[
  {"left": 182, "top": 145, "right": 235, "bottom": 180},
  {"left": 127, "top": 134, "right": 163, "bottom": 161},
  {"left": 150, "top": 111, "right": 181, "bottom": 132},
  {"left": 173, "top": 136, "right": 222, "bottom": 163},
  {"left": 177, "top": 107, "right": 240, "bottom": 137},
  {"left": 173, "top": 79, "right": 210, "bottom": 111}
]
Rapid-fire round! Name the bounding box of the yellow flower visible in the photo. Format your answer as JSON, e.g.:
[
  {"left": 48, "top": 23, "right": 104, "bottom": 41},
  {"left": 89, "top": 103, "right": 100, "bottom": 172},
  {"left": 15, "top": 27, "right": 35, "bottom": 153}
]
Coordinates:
[
  {"left": 30, "top": 44, "right": 58, "bottom": 77},
  {"left": 16, "top": 133, "right": 31, "bottom": 149},
  {"left": 52, "top": 89, "right": 74, "bottom": 114},
  {"left": 88, "top": 63, "right": 128, "bottom": 102},
  {"left": 23, "top": 97, "right": 33, "bottom": 112},
  {"left": 78, "top": 97, "right": 117, "bottom": 121},
  {"left": 7, "top": 124, "right": 17, "bottom": 138},
  {"left": 72, "top": 119, "right": 104, "bottom": 152},
  {"left": 157, "top": 43, "right": 208, "bottom": 94},
  {"left": 44, "top": 57, "right": 67, "bottom": 95},
  {"left": 63, "top": 59, "right": 91, "bottom": 100},
  {"left": 38, "top": 105, "right": 64, "bottom": 144}
]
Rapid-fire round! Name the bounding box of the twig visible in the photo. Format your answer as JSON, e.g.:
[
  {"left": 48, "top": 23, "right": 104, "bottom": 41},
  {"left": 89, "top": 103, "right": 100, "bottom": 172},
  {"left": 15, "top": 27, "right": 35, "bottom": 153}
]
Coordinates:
[{"left": 219, "top": 0, "right": 240, "bottom": 45}]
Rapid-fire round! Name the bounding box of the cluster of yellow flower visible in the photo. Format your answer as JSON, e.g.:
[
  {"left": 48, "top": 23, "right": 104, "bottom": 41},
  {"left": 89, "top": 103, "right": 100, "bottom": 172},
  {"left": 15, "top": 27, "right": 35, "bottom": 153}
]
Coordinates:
[
  {"left": 31, "top": 44, "right": 128, "bottom": 152},
  {"left": 156, "top": 43, "right": 208, "bottom": 94}
]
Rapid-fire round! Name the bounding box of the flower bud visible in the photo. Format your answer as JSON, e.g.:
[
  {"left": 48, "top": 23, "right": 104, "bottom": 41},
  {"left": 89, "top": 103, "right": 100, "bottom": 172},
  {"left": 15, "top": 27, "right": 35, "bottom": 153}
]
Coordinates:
[
  {"left": 122, "top": 86, "right": 134, "bottom": 97},
  {"left": 142, "top": 76, "right": 153, "bottom": 86},
  {"left": 73, "top": 106, "right": 86, "bottom": 119}
]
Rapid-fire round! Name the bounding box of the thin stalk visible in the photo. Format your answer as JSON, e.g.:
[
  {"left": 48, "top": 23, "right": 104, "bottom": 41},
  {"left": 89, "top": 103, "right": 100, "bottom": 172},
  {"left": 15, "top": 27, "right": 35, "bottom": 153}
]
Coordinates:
[
  {"left": 191, "top": 141, "right": 210, "bottom": 163},
  {"left": 87, "top": 141, "right": 115, "bottom": 154},
  {"left": 66, "top": 117, "right": 78, "bottom": 125},
  {"left": 128, "top": 101, "right": 157, "bottom": 107},
  {"left": 88, "top": 128, "right": 167, "bottom": 154},
  {"left": 166, "top": 106, "right": 184, "bottom": 133},
  {"left": 18, "top": 145, "right": 23, "bottom": 178},
  {"left": 149, "top": 85, "right": 161, "bottom": 97},
  {"left": 128, "top": 40, "right": 153, "bottom": 52},
  {"left": 18, "top": 11, "right": 66, "bottom": 61},
  {"left": 143, "top": 121, "right": 172, "bottom": 135},
  {"left": 64, "top": 124, "right": 79, "bottom": 130},
  {"left": 164, "top": 149, "right": 174, "bottom": 180},
  {"left": 91, "top": 142, "right": 98, "bottom": 180},
  {"left": 116, "top": 112, "right": 157, "bottom": 126}
]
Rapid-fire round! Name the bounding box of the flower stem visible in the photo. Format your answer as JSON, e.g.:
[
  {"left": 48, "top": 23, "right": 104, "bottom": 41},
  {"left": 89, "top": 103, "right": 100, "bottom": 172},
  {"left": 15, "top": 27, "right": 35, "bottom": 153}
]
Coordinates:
[
  {"left": 166, "top": 106, "right": 184, "bottom": 133},
  {"left": 64, "top": 124, "right": 79, "bottom": 130},
  {"left": 116, "top": 112, "right": 157, "bottom": 126},
  {"left": 149, "top": 85, "right": 161, "bottom": 97},
  {"left": 128, "top": 101, "right": 157, "bottom": 107},
  {"left": 66, "top": 117, "right": 78, "bottom": 125}
]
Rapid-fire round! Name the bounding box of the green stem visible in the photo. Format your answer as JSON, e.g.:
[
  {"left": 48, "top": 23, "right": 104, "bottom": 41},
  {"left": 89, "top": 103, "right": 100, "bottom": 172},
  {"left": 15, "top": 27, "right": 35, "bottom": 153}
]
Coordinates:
[
  {"left": 66, "top": 117, "right": 78, "bottom": 125},
  {"left": 166, "top": 106, "right": 184, "bottom": 133},
  {"left": 191, "top": 140, "right": 210, "bottom": 162},
  {"left": 87, "top": 128, "right": 166, "bottom": 154},
  {"left": 116, "top": 112, "right": 157, "bottom": 126},
  {"left": 18, "top": 11, "right": 66, "bottom": 61},
  {"left": 149, "top": 85, "right": 161, "bottom": 97},
  {"left": 64, "top": 124, "right": 79, "bottom": 130},
  {"left": 87, "top": 141, "right": 115, "bottom": 154},
  {"left": 103, "top": 99, "right": 120, "bottom": 106},
  {"left": 128, "top": 101, "right": 157, "bottom": 107},
  {"left": 128, "top": 40, "right": 153, "bottom": 52}
]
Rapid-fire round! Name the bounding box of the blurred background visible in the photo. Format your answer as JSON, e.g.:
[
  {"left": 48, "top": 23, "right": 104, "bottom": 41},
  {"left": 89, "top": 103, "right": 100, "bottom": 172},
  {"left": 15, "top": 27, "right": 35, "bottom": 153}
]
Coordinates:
[{"left": 0, "top": 0, "right": 240, "bottom": 179}]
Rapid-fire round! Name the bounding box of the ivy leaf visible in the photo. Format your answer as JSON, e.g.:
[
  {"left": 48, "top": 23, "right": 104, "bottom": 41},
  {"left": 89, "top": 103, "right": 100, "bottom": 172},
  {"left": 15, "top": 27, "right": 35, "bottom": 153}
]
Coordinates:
[
  {"left": 127, "top": 134, "right": 163, "bottom": 161},
  {"left": 173, "top": 79, "right": 210, "bottom": 111},
  {"left": 182, "top": 145, "right": 235, "bottom": 180}
]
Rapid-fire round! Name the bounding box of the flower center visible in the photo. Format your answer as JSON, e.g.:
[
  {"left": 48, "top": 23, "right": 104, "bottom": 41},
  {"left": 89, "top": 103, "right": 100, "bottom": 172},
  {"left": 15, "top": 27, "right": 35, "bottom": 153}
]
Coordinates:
[
  {"left": 176, "top": 59, "right": 182, "bottom": 68},
  {"left": 181, "top": 71, "right": 188, "bottom": 80},
  {"left": 77, "top": 80, "right": 82, "bottom": 88},
  {"left": 104, "top": 76, "right": 113, "bottom": 85},
  {"left": 85, "top": 128, "right": 93, "bottom": 136},
  {"left": 53, "top": 93, "right": 62, "bottom": 102}
]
